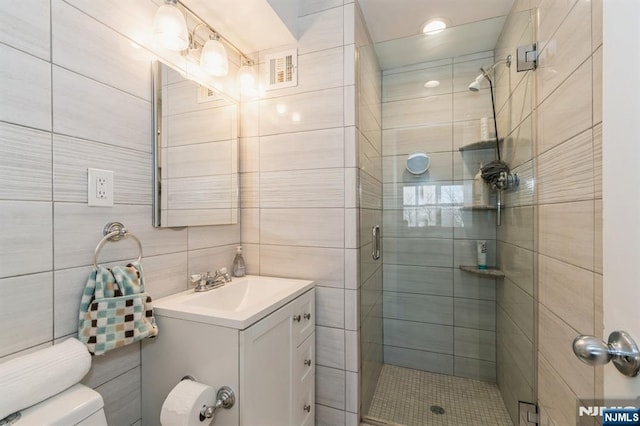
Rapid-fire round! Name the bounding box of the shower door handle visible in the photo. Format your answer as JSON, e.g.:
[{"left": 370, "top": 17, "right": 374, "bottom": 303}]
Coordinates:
[
  {"left": 572, "top": 331, "right": 640, "bottom": 377},
  {"left": 372, "top": 225, "right": 380, "bottom": 260}
]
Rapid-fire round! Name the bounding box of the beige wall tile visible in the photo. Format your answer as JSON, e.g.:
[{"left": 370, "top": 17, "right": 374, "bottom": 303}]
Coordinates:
[
  {"left": 0, "top": 272, "right": 53, "bottom": 357},
  {"left": 594, "top": 199, "right": 602, "bottom": 274},
  {"left": 0, "top": 0, "right": 50, "bottom": 60},
  {"left": 260, "top": 128, "right": 344, "bottom": 171},
  {"left": 497, "top": 242, "right": 534, "bottom": 296},
  {"left": 538, "top": 200, "right": 594, "bottom": 270},
  {"left": 537, "top": 129, "right": 594, "bottom": 204},
  {"left": 538, "top": 354, "right": 579, "bottom": 426},
  {"left": 96, "top": 367, "right": 141, "bottom": 426},
  {"left": 0, "top": 122, "right": 51, "bottom": 201},
  {"left": 496, "top": 278, "right": 534, "bottom": 340},
  {"left": 593, "top": 46, "right": 602, "bottom": 125},
  {"left": 0, "top": 44, "right": 51, "bottom": 131},
  {"left": 260, "top": 169, "right": 345, "bottom": 208},
  {"left": 539, "top": 305, "right": 595, "bottom": 397},
  {"left": 260, "top": 209, "right": 345, "bottom": 248},
  {"left": 298, "top": 6, "right": 344, "bottom": 55},
  {"left": 383, "top": 95, "right": 452, "bottom": 129},
  {"left": 453, "top": 90, "right": 494, "bottom": 123},
  {"left": 383, "top": 64, "right": 452, "bottom": 102},
  {"left": 539, "top": 254, "right": 594, "bottom": 334},
  {"left": 538, "top": 0, "right": 592, "bottom": 102},
  {"left": 537, "top": 59, "right": 592, "bottom": 155},
  {"left": 383, "top": 123, "right": 452, "bottom": 156}
]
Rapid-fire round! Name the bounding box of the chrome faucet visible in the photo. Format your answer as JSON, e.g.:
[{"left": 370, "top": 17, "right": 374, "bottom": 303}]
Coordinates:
[{"left": 191, "top": 267, "right": 232, "bottom": 292}]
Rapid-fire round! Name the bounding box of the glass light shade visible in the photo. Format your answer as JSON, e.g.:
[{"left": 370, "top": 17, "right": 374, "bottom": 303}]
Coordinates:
[
  {"left": 201, "top": 39, "right": 229, "bottom": 76},
  {"left": 422, "top": 19, "right": 448, "bottom": 35},
  {"left": 153, "top": 3, "right": 189, "bottom": 51},
  {"left": 237, "top": 63, "right": 258, "bottom": 96}
]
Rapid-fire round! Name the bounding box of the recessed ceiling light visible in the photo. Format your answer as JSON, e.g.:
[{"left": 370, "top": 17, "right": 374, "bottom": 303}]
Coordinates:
[
  {"left": 424, "top": 80, "right": 440, "bottom": 88},
  {"left": 422, "top": 18, "right": 449, "bottom": 35}
]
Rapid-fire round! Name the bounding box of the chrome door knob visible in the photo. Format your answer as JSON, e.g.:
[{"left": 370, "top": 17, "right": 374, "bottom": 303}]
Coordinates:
[{"left": 572, "top": 331, "right": 640, "bottom": 377}]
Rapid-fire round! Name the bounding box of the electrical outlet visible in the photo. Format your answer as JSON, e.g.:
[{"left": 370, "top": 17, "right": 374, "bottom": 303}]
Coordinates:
[{"left": 88, "top": 168, "right": 114, "bottom": 207}]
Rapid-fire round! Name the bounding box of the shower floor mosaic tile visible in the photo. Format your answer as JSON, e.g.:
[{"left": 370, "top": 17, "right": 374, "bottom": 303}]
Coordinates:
[{"left": 364, "top": 364, "right": 513, "bottom": 426}]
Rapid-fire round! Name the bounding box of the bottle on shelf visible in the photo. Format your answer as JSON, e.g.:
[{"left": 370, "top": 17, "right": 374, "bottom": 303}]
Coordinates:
[{"left": 232, "top": 246, "right": 246, "bottom": 277}]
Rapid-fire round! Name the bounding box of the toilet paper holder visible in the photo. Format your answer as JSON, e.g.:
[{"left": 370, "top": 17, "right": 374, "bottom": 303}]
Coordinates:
[{"left": 180, "top": 376, "right": 235, "bottom": 422}]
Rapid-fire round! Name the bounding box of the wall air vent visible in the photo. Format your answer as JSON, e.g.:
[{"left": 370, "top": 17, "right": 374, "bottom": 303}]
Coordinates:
[
  {"left": 264, "top": 48, "right": 298, "bottom": 90},
  {"left": 197, "top": 85, "right": 219, "bottom": 103}
]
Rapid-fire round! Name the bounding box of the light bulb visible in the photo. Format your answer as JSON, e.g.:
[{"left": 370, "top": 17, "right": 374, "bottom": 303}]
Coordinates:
[
  {"left": 201, "top": 38, "right": 229, "bottom": 76},
  {"left": 237, "top": 62, "right": 258, "bottom": 97},
  {"left": 153, "top": 1, "right": 189, "bottom": 51}
]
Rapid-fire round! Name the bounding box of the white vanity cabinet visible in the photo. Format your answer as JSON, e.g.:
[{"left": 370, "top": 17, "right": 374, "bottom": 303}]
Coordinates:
[
  {"left": 141, "top": 281, "right": 315, "bottom": 426},
  {"left": 240, "top": 289, "right": 315, "bottom": 426}
]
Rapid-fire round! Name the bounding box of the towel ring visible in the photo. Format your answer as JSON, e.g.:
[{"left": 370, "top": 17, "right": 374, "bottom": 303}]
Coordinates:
[{"left": 93, "top": 222, "right": 143, "bottom": 268}]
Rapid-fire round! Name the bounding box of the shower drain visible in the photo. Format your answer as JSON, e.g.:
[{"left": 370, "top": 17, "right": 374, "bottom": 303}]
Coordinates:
[{"left": 430, "top": 405, "right": 445, "bottom": 415}]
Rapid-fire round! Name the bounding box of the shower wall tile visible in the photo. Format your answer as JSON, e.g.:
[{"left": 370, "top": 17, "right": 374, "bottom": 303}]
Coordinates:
[
  {"left": 0, "top": 122, "right": 52, "bottom": 201},
  {"left": 383, "top": 237, "right": 453, "bottom": 268},
  {"left": 454, "top": 357, "right": 496, "bottom": 382},
  {"left": 383, "top": 292, "right": 454, "bottom": 325},
  {"left": 453, "top": 269, "right": 496, "bottom": 301},
  {"left": 497, "top": 241, "right": 534, "bottom": 296},
  {"left": 52, "top": 66, "right": 150, "bottom": 152},
  {"left": 538, "top": 254, "right": 594, "bottom": 334},
  {"left": 0, "top": 0, "right": 50, "bottom": 60},
  {"left": 537, "top": 130, "right": 594, "bottom": 204},
  {"left": 52, "top": 0, "right": 151, "bottom": 101},
  {"left": 383, "top": 209, "right": 454, "bottom": 239},
  {"left": 0, "top": 201, "right": 53, "bottom": 278},
  {"left": 452, "top": 54, "right": 494, "bottom": 93},
  {"left": 53, "top": 134, "right": 151, "bottom": 205},
  {"left": 382, "top": 64, "right": 452, "bottom": 101},
  {"left": 0, "top": 44, "right": 51, "bottom": 131},
  {"left": 0, "top": 272, "right": 53, "bottom": 357},
  {"left": 260, "top": 128, "right": 344, "bottom": 171},
  {"left": 537, "top": 59, "right": 592, "bottom": 155},
  {"left": 537, "top": 0, "right": 578, "bottom": 53},
  {"left": 383, "top": 264, "right": 453, "bottom": 297},
  {"left": 593, "top": 46, "right": 603, "bottom": 125},
  {"left": 453, "top": 148, "right": 497, "bottom": 180},
  {"left": 497, "top": 305, "right": 535, "bottom": 388},
  {"left": 538, "top": 354, "right": 579, "bottom": 426},
  {"left": 538, "top": 200, "right": 594, "bottom": 270},
  {"left": 497, "top": 206, "right": 534, "bottom": 250},
  {"left": 497, "top": 278, "right": 535, "bottom": 341},
  {"left": 453, "top": 210, "right": 497, "bottom": 240},
  {"left": 383, "top": 95, "right": 452, "bottom": 129},
  {"left": 259, "top": 87, "right": 344, "bottom": 136},
  {"left": 454, "top": 298, "right": 496, "bottom": 331},
  {"left": 539, "top": 305, "right": 595, "bottom": 395},
  {"left": 384, "top": 318, "right": 453, "bottom": 354},
  {"left": 453, "top": 239, "right": 497, "bottom": 267},
  {"left": 316, "top": 404, "right": 346, "bottom": 426},
  {"left": 453, "top": 90, "right": 494, "bottom": 122},
  {"left": 382, "top": 124, "right": 453, "bottom": 156},
  {"left": 537, "top": 0, "right": 592, "bottom": 102},
  {"left": 383, "top": 346, "right": 454, "bottom": 375},
  {"left": 382, "top": 152, "right": 453, "bottom": 183}
]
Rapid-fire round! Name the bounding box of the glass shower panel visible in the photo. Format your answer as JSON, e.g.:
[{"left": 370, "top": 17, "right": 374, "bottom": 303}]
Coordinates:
[{"left": 357, "top": 6, "right": 537, "bottom": 426}]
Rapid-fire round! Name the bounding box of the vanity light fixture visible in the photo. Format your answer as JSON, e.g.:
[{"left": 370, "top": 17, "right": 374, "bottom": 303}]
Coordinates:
[
  {"left": 201, "top": 34, "right": 229, "bottom": 76},
  {"left": 237, "top": 58, "right": 258, "bottom": 96},
  {"left": 153, "top": 0, "right": 189, "bottom": 51},
  {"left": 421, "top": 18, "right": 449, "bottom": 35}
]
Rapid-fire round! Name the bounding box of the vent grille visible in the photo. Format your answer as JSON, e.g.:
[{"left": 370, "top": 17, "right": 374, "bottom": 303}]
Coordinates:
[
  {"left": 265, "top": 49, "right": 298, "bottom": 90},
  {"left": 197, "top": 85, "right": 219, "bottom": 103}
]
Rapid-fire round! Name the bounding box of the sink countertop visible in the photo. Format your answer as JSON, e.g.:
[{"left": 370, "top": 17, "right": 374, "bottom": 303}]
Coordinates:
[{"left": 152, "top": 275, "right": 314, "bottom": 329}]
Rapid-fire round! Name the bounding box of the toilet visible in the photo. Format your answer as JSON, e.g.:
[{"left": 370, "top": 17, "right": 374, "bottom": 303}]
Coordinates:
[{"left": 9, "top": 383, "right": 107, "bottom": 426}]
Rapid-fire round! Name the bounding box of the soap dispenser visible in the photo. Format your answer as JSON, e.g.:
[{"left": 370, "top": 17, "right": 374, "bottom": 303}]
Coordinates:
[
  {"left": 473, "top": 163, "right": 490, "bottom": 207},
  {"left": 232, "top": 246, "right": 246, "bottom": 277}
]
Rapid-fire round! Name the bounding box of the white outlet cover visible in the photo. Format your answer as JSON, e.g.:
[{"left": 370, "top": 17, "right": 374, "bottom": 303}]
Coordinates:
[{"left": 88, "top": 168, "right": 114, "bottom": 207}]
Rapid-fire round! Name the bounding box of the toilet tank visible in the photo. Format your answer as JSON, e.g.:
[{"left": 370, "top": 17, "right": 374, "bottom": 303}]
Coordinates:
[{"left": 16, "top": 384, "right": 107, "bottom": 426}]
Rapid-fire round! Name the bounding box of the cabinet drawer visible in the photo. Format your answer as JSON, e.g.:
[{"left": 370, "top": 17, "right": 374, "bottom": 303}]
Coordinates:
[
  {"left": 293, "top": 333, "right": 315, "bottom": 426},
  {"left": 292, "top": 289, "right": 315, "bottom": 347}
]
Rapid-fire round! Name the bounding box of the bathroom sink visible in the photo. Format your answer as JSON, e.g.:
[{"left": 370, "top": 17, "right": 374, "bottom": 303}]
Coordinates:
[{"left": 152, "top": 275, "right": 314, "bottom": 329}]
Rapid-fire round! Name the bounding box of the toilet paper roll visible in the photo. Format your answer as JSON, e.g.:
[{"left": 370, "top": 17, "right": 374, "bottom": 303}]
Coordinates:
[{"left": 161, "top": 380, "right": 215, "bottom": 426}]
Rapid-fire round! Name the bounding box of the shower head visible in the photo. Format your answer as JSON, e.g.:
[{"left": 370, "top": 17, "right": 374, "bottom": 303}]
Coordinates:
[
  {"left": 468, "top": 73, "right": 486, "bottom": 91},
  {"left": 467, "top": 55, "right": 512, "bottom": 92}
]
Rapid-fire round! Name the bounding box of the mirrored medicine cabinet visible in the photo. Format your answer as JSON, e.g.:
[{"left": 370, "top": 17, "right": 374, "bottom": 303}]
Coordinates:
[{"left": 152, "top": 60, "right": 239, "bottom": 228}]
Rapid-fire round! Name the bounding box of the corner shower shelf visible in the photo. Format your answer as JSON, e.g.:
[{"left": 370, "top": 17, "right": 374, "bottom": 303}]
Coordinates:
[
  {"left": 459, "top": 265, "right": 505, "bottom": 278},
  {"left": 458, "top": 139, "right": 500, "bottom": 152}
]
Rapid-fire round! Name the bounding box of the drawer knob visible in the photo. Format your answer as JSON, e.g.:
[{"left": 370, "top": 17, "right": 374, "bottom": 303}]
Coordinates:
[
  {"left": 293, "top": 314, "right": 301, "bottom": 322},
  {"left": 303, "top": 313, "right": 311, "bottom": 320},
  {"left": 304, "top": 359, "right": 312, "bottom": 366},
  {"left": 303, "top": 404, "right": 311, "bottom": 413}
]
